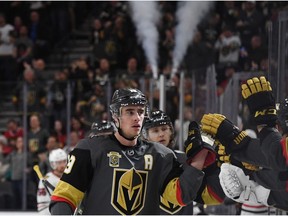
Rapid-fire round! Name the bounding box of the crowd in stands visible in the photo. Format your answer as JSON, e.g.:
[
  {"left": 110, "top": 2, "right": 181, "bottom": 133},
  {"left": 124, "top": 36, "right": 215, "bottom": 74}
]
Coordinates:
[{"left": 0, "top": 1, "right": 288, "bottom": 211}]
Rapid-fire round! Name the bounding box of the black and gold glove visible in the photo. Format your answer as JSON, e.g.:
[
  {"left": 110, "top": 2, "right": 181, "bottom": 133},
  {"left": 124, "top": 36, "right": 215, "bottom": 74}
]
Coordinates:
[
  {"left": 215, "top": 140, "right": 259, "bottom": 172},
  {"left": 184, "top": 121, "right": 216, "bottom": 167},
  {"left": 201, "top": 113, "right": 251, "bottom": 153},
  {"left": 241, "top": 76, "right": 277, "bottom": 127},
  {"left": 215, "top": 141, "right": 231, "bottom": 167}
]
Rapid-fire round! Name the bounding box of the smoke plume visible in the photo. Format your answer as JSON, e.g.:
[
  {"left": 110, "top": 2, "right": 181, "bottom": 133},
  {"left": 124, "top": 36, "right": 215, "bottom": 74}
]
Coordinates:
[
  {"left": 129, "top": 1, "right": 160, "bottom": 79},
  {"left": 172, "top": 1, "right": 214, "bottom": 76}
]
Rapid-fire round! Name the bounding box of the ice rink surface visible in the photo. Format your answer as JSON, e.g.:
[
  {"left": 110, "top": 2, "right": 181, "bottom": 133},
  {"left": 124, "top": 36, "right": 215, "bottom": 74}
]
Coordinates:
[{"left": 0, "top": 211, "right": 38, "bottom": 215}]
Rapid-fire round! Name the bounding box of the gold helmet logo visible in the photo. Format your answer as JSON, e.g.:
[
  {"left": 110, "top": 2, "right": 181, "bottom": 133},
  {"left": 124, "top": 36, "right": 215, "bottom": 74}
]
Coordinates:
[{"left": 111, "top": 168, "right": 148, "bottom": 215}]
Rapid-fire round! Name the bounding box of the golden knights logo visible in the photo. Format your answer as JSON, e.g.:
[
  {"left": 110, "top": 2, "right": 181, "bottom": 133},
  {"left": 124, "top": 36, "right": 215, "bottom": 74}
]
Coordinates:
[
  {"left": 111, "top": 168, "right": 148, "bottom": 215},
  {"left": 107, "top": 151, "right": 122, "bottom": 167},
  {"left": 160, "top": 196, "right": 182, "bottom": 214}
]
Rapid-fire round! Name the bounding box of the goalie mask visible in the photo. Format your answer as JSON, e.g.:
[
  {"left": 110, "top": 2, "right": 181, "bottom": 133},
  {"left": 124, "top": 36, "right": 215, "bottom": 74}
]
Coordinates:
[{"left": 49, "top": 148, "right": 67, "bottom": 170}]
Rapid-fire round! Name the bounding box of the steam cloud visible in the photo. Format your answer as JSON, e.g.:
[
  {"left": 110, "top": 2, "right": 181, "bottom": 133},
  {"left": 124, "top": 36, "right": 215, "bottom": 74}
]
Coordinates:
[
  {"left": 129, "top": 1, "right": 160, "bottom": 79},
  {"left": 172, "top": 1, "right": 214, "bottom": 77}
]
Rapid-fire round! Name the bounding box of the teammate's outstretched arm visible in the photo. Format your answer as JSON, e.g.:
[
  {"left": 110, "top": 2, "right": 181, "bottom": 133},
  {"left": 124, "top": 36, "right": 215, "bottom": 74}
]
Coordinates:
[{"left": 241, "top": 76, "right": 288, "bottom": 171}]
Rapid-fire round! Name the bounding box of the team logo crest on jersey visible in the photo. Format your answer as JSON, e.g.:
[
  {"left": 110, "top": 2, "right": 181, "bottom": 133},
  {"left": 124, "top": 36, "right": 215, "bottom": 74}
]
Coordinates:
[
  {"left": 160, "top": 196, "right": 182, "bottom": 214},
  {"left": 111, "top": 168, "right": 148, "bottom": 215},
  {"left": 107, "top": 151, "right": 122, "bottom": 167}
]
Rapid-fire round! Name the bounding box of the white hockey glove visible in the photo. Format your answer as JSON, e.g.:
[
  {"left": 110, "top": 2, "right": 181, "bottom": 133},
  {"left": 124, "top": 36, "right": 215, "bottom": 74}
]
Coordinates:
[{"left": 219, "top": 163, "right": 270, "bottom": 206}]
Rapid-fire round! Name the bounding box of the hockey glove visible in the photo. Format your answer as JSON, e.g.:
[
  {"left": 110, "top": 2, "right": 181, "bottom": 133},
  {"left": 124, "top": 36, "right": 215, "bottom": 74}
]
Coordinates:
[
  {"left": 241, "top": 76, "right": 277, "bottom": 127},
  {"left": 184, "top": 121, "right": 216, "bottom": 167},
  {"left": 215, "top": 141, "right": 231, "bottom": 167},
  {"left": 219, "top": 163, "right": 270, "bottom": 206},
  {"left": 201, "top": 113, "right": 251, "bottom": 153},
  {"left": 215, "top": 141, "right": 259, "bottom": 172}
]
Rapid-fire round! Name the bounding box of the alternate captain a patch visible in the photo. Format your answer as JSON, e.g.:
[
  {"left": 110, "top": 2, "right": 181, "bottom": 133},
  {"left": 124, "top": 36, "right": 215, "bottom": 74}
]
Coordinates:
[
  {"left": 111, "top": 168, "right": 148, "bottom": 215},
  {"left": 160, "top": 196, "right": 182, "bottom": 214}
]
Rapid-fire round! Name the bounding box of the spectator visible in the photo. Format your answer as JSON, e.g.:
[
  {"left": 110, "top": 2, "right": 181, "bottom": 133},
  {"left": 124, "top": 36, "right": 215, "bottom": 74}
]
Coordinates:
[
  {"left": 47, "top": 71, "right": 68, "bottom": 125},
  {"left": 27, "top": 113, "right": 49, "bottom": 158},
  {"left": 13, "top": 16, "right": 24, "bottom": 37},
  {"left": 0, "top": 136, "right": 9, "bottom": 180},
  {"left": 3, "top": 119, "right": 23, "bottom": 155},
  {"left": 28, "top": 11, "right": 50, "bottom": 58},
  {"left": 69, "top": 57, "right": 94, "bottom": 107},
  {"left": 5, "top": 136, "right": 33, "bottom": 209},
  {"left": 70, "top": 116, "right": 85, "bottom": 139},
  {"left": 218, "top": 1, "right": 241, "bottom": 30},
  {"left": 14, "top": 25, "right": 34, "bottom": 70},
  {"left": 51, "top": 120, "right": 66, "bottom": 148},
  {"left": 63, "top": 131, "right": 79, "bottom": 154},
  {"left": 118, "top": 57, "right": 142, "bottom": 86},
  {"left": 32, "top": 58, "right": 46, "bottom": 84},
  {"left": 45, "top": 135, "right": 60, "bottom": 153},
  {"left": 246, "top": 35, "right": 268, "bottom": 71},
  {"left": 214, "top": 25, "right": 241, "bottom": 68},
  {"left": 94, "top": 58, "right": 111, "bottom": 84},
  {"left": 0, "top": 13, "right": 17, "bottom": 87},
  {"left": 76, "top": 83, "right": 107, "bottom": 124},
  {"left": 235, "top": 1, "right": 265, "bottom": 48},
  {"left": 90, "top": 18, "right": 106, "bottom": 67},
  {"left": 185, "top": 30, "right": 214, "bottom": 84},
  {"left": 200, "top": 12, "right": 222, "bottom": 48},
  {"left": 217, "top": 64, "right": 237, "bottom": 96},
  {"left": 12, "top": 67, "right": 47, "bottom": 114},
  {"left": 0, "top": 135, "right": 9, "bottom": 158}
]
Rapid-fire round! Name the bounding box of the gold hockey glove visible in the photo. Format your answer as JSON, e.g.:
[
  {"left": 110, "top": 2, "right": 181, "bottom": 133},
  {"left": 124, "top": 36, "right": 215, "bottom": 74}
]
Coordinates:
[
  {"left": 201, "top": 113, "right": 251, "bottom": 153},
  {"left": 241, "top": 76, "right": 277, "bottom": 127}
]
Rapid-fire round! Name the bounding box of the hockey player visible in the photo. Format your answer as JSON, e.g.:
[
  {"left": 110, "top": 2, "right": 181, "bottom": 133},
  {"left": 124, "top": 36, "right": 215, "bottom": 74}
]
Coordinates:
[
  {"left": 241, "top": 76, "right": 287, "bottom": 171},
  {"left": 49, "top": 88, "right": 216, "bottom": 215},
  {"left": 141, "top": 110, "right": 225, "bottom": 215},
  {"left": 200, "top": 76, "right": 288, "bottom": 210},
  {"left": 37, "top": 148, "right": 67, "bottom": 214}
]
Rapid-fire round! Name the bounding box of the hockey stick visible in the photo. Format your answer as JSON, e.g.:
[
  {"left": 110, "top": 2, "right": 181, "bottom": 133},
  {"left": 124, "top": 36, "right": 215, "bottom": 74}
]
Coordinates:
[{"left": 33, "top": 165, "right": 55, "bottom": 196}]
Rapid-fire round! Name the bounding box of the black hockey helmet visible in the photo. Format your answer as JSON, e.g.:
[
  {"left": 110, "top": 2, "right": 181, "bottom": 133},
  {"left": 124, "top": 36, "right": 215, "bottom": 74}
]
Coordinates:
[
  {"left": 142, "top": 110, "right": 175, "bottom": 148},
  {"left": 143, "top": 110, "right": 172, "bottom": 129},
  {"left": 142, "top": 110, "right": 174, "bottom": 138},
  {"left": 277, "top": 98, "right": 288, "bottom": 134},
  {"left": 110, "top": 88, "right": 148, "bottom": 116},
  {"left": 89, "top": 120, "right": 115, "bottom": 137}
]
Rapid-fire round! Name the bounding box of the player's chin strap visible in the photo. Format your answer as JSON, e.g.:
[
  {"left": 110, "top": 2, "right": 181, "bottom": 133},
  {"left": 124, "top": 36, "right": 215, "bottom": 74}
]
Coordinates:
[
  {"left": 116, "top": 119, "right": 139, "bottom": 141},
  {"left": 118, "top": 128, "right": 139, "bottom": 141}
]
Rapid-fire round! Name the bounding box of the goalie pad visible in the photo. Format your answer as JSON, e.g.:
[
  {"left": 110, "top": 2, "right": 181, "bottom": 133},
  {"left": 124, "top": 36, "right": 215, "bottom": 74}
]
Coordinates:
[{"left": 219, "top": 163, "right": 270, "bottom": 206}]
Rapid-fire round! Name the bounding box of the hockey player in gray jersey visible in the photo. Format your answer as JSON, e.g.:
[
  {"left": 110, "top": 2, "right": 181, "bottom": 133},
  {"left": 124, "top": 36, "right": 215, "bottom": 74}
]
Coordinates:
[
  {"left": 49, "top": 88, "right": 216, "bottom": 215},
  {"left": 141, "top": 110, "right": 225, "bottom": 215},
  {"left": 200, "top": 76, "right": 288, "bottom": 211}
]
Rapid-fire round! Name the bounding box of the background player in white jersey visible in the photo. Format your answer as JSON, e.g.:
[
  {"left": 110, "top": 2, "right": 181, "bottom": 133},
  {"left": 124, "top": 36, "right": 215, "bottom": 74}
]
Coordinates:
[{"left": 37, "top": 148, "right": 67, "bottom": 214}]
